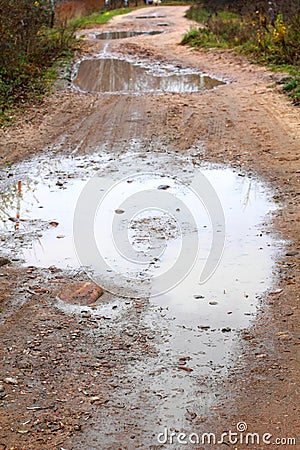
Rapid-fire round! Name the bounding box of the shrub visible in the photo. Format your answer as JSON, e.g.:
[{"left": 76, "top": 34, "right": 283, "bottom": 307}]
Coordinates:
[
  {"left": 0, "top": 0, "right": 76, "bottom": 118},
  {"left": 184, "top": 3, "right": 300, "bottom": 66}
]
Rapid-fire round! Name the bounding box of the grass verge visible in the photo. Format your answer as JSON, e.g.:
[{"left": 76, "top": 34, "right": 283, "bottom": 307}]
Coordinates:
[
  {"left": 69, "top": 7, "right": 135, "bottom": 29},
  {"left": 182, "top": 5, "right": 300, "bottom": 105}
]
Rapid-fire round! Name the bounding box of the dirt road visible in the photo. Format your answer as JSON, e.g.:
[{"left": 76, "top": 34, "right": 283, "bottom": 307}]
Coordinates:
[{"left": 0, "top": 6, "right": 299, "bottom": 449}]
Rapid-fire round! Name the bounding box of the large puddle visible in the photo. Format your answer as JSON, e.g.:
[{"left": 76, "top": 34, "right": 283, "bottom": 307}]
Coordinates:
[
  {"left": 0, "top": 147, "right": 280, "bottom": 432},
  {"left": 1, "top": 149, "right": 278, "bottom": 303},
  {"left": 73, "top": 58, "right": 224, "bottom": 94}
]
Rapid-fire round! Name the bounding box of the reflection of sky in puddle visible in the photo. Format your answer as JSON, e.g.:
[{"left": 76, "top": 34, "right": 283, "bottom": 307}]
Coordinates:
[
  {"left": 0, "top": 151, "right": 278, "bottom": 333},
  {"left": 155, "top": 168, "right": 277, "bottom": 329},
  {"left": 73, "top": 58, "right": 224, "bottom": 94},
  {"left": 0, "top": 149, "right": 280, "bottom": 430},
  {"left": 94, "top": 30, "right": 163, "bottom": 39}
]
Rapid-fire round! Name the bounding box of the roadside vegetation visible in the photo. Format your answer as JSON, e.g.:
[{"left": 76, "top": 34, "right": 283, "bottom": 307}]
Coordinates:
[
  {"left": 69, "top": 8, "right": 134, "bottom": 29},
  {"left": 0, "top": 0, "right": 75, "bottom": 125},
  {"left": 0, "top": 0, "right": 136, "bottom": 125},
  {"left": 182, "top": 0, "right": 300, "bottom": 105}
]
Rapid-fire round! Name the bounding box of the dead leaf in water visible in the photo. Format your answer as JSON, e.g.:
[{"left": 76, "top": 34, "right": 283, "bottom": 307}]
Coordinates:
[
  {"left": 49, "top": 221, "right": 59, "bottom": 227},
  {"left": 177, "top": 366, "right": 193, "bottom": 373}
]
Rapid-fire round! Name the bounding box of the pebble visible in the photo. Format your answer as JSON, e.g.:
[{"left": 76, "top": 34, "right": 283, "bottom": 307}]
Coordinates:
[
  {"left": 0, "top": 257, "right": 10, "bottom": 267},
  {"left": 198, "top": 325, "right": 210, "bottom": 330},
  {"left": 4, "top": 377, "right": 18, "bottom": 385},
  {"left": 286, "top": 251, "right": 299, "bottom": 257},
  {"left": 270, "top": 289, "right": 283, "bottom": 295},
  {"left": 0, "top": 384, "right": 5, "bottom": 398}
]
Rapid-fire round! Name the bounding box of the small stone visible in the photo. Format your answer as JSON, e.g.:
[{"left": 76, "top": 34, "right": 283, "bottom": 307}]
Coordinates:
[
  {"left": 90, "top": 396, "right": 101, "bottom": 403},
  {"left": 209, "top": 301, "right": 218, "bottom": 306},
  {"left": 286, "top": 251, "right": 299, "bottom": 257},
  {"left": 115, "top": 209, "right": 125, "bottom": 214},
  {"left": 0, "top": 384, "right": 5, "bottom": 398},
  {"left": 157, "top": 185, "right": 170, "bottom": 190},
  {"left": 276, "top": 331, "right": 292, "bottom": 340},
  {"left": 59, "top": 281, "right": 104, "bottom": 305},
  {"left": 270, "top": 289, "right": 283, "bottom": 295},
  {"left": 194, "top": 295, "right": 205, "bottom": 299},
  {"left": 221, "top": 327, "right": 232, "bottom": 333},
  {"left": 177, "top": 366, "right": 193, "bottom": 373},
  {"left": 4, "top": 377, "right": 18, "bottom": 385},
  {"left": 0, "top": 257, "right": 10, "bottom": 267}
]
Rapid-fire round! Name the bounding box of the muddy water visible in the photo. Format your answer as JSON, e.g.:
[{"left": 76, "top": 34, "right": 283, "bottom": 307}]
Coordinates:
[
  {"left": 73, "top": 58, "right": 224, "bottom": 94},
  {"left": 135, "top": 15, "right": 166, "bottom": 19},
  {"left": 0, "top": 148, "right": 280, "bottom": 445},
  {"left": 94, "top": 30, "right": 163, "bottom": 39}
]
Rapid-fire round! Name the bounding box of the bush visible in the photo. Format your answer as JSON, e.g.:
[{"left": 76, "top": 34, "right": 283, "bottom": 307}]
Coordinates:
[
  {"left": 184, "top": 3, "right": 300, "bottom": 67},
  {"left": 0, "top": 0, "right": 76, "bottom": 119}
]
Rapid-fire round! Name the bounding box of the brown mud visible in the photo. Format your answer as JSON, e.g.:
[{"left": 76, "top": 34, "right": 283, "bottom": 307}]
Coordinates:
[{"left": 0, "top": 6, "right": 299, "bottom": 450}]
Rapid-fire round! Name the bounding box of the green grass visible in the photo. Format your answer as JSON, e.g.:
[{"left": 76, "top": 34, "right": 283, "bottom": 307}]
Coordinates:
[
  {"left": 183, "top": 5, "right": 300, "bottom": 105},
  {"left": 163, "top": 1, "right": 194, "bottom": 5},
  {"left": 282, "top": 76, "right": 300, "bottom": 105},
  {"left": 186, "top": 6, "right": 239, "bottom": 23},
  {"left": 69, "top": 8, "right": 135, "bottom": 29},
  {"left": 185, "top": 5, "right": 208, "bottom": 22},
  {"left": 181, "top": 28, "right": 227, "bottom": 48}
]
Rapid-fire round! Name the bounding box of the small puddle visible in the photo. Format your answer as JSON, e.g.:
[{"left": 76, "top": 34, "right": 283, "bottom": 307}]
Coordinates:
[
  {"left": 73, "top": 58, "right": 224, "bottom": 94},
  {"left": 94, "top": 30, "right": 163, "bottom": 39},
  {"left": 136, "top": 15, "right": 166, "bottom": 19}
]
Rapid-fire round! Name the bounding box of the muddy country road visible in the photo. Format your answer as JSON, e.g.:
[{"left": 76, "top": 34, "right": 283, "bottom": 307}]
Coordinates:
[{"left": 0, "top": 6, "right": 299, "bottom": 450}]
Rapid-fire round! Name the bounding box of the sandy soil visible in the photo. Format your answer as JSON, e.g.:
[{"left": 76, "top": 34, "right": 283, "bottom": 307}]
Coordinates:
[{"left": 0, "top": 6, "right": 299, "bottom": 449}]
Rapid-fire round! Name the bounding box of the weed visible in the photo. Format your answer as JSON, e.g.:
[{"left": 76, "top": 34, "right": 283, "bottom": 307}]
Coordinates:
[
  {"left": 282, "top": 76, "right": 300, "bottom": 105},
  {"left": 183, "top": 3, "right": 300, "bottom": 104}
]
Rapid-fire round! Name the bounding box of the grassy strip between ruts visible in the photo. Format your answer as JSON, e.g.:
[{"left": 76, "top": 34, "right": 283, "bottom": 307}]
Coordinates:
[{"left": 182, "top": 4, "right": 300, "bottom": 105}]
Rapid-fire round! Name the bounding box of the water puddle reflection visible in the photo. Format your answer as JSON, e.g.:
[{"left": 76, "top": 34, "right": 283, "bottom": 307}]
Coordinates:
[
  {"left": 73, "top": 58, "right": 224, "bottom": 94},
  {"left": 0, "top": 146, "right": 281, "bottom": 431},
  {"left": 94, "top": 30, "right": 163, "bottom": 39}
]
